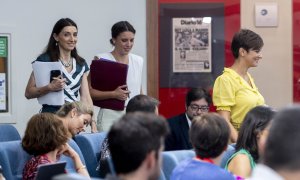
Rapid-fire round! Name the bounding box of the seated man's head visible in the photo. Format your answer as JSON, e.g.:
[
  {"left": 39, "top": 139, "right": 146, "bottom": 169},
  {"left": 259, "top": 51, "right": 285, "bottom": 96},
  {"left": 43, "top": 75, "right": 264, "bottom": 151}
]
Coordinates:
[
  {"left": 126, "top": 94, "right": 159, "bottom": 114},
  {"left": 264, "top": 105, "right": 300, "bottom": 175},
  {"left": 108, "top": 112, "right": 169, "bottom": 180},
  {"left": 185, "top": 88, "right": 211, "bottom": 120},
  {"left": 22, "top": 113, "right": 69, "bottom": 156},
  {"left": 190, "top": 113, "right": 230, "bottom": 162}
]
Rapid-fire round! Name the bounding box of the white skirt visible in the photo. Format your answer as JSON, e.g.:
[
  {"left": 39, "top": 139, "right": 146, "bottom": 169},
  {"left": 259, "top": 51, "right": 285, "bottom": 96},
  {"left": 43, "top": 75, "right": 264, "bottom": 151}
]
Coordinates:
[{"left": 96, "top": 108, "right": 125, "bottom": 132}]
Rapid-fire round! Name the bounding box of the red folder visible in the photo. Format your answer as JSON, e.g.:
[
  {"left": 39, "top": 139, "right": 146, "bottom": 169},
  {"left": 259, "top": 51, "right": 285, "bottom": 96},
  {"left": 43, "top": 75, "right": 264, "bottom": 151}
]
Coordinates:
[{"left": 90, "top": 59, "right": 128, "bottom": 110}]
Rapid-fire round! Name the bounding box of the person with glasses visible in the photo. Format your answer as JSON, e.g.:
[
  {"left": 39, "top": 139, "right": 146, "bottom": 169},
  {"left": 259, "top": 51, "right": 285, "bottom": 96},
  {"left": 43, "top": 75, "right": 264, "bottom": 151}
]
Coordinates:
[
  {"left": 165, "top": 88, "right": 211, "bottom": 151},
  {"left": 213, "top": 29, "right": 265, "bottom": 143}
]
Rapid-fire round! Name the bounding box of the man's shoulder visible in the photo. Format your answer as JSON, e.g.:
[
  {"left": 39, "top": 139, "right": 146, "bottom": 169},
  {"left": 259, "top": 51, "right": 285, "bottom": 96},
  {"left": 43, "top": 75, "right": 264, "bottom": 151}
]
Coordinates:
[
  {"left": 167, "top": 113, "right": 187, "bottom": 123},
  {"left": 172, "top": 159, "right": 235, "bottom": 179}
]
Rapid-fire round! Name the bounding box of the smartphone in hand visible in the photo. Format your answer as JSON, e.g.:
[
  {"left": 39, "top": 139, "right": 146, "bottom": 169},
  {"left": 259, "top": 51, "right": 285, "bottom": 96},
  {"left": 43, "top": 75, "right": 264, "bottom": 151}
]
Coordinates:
[{"left": 50, "top": 70, "right": 62, "bottom": 82}]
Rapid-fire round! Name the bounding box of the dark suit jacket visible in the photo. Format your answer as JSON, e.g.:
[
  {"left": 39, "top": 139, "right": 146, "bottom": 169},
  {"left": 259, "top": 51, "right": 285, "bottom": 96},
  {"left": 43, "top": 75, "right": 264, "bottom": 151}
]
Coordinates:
[{"left": 164, "top": 113, "right": 192, "bottom": 151}]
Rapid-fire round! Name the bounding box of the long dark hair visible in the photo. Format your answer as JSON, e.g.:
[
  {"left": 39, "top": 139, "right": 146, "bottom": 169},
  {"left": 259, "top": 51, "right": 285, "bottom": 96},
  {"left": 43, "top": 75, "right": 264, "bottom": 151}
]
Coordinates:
[
  {"left": 236, "top": 106, "right": 275, "bottom": 162},
  {"left": 43, "top": 18, "right": 84, "bottom": 65}
]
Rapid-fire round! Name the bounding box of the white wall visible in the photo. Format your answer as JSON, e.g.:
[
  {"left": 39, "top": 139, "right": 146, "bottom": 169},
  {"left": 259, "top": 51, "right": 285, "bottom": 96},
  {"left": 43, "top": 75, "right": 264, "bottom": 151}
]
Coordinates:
[
  {"left": 241, "top": 0, "right": 293, "bottom": 109},
  {"left": 0, "top": 0, "right": 146, "bottom": 135}
]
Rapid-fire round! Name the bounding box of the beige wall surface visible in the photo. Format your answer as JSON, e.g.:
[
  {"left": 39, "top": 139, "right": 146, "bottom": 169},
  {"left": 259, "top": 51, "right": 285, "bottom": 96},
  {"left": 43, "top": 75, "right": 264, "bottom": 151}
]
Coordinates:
[{"left": 241, "top": 0, "right": 293, "bottom": 109}]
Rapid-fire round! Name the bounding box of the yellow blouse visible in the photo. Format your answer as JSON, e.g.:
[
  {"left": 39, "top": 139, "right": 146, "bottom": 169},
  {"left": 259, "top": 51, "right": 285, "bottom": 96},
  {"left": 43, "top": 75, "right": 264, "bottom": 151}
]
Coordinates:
[{"left": 213, "top": 68, "right": 265, "bottom": 130}]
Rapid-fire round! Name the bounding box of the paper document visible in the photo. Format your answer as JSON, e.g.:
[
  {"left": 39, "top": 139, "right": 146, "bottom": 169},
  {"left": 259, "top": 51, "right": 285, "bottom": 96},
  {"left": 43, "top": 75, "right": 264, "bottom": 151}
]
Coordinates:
[{"left": 32, "top": 61, "right": 64, "bottom": 105}]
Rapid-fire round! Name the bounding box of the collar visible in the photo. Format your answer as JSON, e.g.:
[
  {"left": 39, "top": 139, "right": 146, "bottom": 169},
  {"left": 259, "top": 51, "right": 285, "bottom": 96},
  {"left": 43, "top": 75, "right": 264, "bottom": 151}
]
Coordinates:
[{"left": 185, "top": 113, "right": 192, "bottom": 127}]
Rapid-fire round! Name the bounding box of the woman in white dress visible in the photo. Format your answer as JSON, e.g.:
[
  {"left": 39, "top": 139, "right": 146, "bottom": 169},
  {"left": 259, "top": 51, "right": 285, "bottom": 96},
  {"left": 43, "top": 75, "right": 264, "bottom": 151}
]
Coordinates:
[{"left": 88, "top": 21, "right": 143, "bottom": 131}]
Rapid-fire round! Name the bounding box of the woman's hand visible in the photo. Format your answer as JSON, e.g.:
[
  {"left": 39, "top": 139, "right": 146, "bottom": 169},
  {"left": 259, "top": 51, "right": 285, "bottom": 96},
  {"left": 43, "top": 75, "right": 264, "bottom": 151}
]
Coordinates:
[
  {"left": 91, "top": 120, "right": 98, "bottom": 133},
  {"left": 59, "top": 143, "right": 79, "bottom": 160},
  {"left": 113, "top": 85, "right": 130, "bottom": 101},
  {"left": 48, "top": 77, "right": 66, "bottom": 92},
  {"left": 59, "top": 143, "right": 90, "bottom": 177}
]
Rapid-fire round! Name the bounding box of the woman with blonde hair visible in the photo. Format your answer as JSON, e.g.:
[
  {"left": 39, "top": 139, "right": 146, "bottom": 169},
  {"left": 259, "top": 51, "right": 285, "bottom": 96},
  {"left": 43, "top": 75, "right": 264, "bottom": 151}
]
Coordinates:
[{"left": 56, "top": 101, "right": 94, "bottom": 137}]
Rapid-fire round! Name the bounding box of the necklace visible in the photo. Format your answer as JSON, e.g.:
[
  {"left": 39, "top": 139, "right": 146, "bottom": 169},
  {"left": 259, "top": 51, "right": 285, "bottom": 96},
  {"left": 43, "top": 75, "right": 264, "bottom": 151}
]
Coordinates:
[{"left": 60, "top": 58, "right": 72, "bottom": 67}]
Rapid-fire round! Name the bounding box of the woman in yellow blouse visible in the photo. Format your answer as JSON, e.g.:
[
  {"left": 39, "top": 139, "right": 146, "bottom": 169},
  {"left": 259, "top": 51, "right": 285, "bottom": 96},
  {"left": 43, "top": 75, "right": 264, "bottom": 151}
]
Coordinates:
[{"left": 213, "top": 29, "right": 265, "bottom": 143}]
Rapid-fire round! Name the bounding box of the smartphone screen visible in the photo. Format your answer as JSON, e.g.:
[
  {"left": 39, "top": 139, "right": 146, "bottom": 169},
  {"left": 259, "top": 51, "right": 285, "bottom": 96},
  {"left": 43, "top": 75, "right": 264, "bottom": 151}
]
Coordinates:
[{"left": 50, "top": 70, "right": 62, "bottom": 82}]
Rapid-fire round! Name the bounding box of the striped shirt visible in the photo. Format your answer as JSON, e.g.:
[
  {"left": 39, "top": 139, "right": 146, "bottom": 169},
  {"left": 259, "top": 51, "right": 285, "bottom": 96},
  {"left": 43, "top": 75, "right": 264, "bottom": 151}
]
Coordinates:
[
  {"left": 35, "top": 53, "right": 89, "bottom": 102},
  {"left": 62, "top": 58, "right": 89, "bottom": 102}
]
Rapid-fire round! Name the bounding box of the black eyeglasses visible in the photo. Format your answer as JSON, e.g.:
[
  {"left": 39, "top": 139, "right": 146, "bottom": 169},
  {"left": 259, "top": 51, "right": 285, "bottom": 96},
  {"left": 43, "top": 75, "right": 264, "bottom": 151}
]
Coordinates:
[{"left": 189, "top": 105, "right": 209, "bottom": 112}]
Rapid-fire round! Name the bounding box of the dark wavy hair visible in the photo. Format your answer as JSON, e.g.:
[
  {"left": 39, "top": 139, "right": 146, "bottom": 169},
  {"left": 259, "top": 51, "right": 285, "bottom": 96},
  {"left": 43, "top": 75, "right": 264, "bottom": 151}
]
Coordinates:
[
  {"left": 43, "top": 18, "right": 85, "bottom": 65},
  {"left": 236, "top": 106, "right": 275, "bottom": 162},
  {"left": 22, "top": 113, "right": 68, "bottom": 156},
  {"left": 185, "top": 88, "right": 211, "bottom": 107},
  {"left": 190, "top": 113, "right": 230, "bottom": 158},
  {"left": 110, "top": 21, "right": 135, "bottom": 46}
]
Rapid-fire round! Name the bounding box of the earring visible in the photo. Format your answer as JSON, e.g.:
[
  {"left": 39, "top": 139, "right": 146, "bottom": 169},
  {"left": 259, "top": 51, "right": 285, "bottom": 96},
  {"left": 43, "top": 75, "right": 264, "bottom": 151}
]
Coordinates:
[{"left": 56, "top": 41, "right": 58, "bottom": 46}]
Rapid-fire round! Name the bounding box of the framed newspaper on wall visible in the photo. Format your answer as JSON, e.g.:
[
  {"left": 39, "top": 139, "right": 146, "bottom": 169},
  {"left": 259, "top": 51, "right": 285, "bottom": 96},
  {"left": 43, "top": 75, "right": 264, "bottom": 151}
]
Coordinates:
[{"left": 172, "top": 17, "right": 212, "bottom": 73}]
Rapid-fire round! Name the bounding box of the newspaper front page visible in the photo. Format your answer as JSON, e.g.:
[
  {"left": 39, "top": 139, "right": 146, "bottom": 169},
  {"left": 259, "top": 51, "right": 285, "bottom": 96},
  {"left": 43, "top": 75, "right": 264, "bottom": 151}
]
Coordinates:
[{"left": 172, "top": 17, "right": 212, "bottom": 73}]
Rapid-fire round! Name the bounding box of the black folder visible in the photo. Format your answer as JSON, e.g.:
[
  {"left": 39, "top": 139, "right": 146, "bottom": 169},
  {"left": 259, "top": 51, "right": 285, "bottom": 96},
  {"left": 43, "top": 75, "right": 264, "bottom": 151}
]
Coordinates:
[
  {"left": 35, "top": 161, "right": 66, "bottom": 180},
  {"left": 90, "top": 58, "right": 128, "bottom": 110}
]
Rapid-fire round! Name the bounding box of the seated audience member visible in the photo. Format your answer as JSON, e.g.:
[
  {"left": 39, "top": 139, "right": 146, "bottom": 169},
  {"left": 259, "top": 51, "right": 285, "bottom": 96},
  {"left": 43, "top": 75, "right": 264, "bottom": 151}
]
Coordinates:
[
  {"left": 125, "top": 94, "right": 159, "bottom": 114},
  {"left": 22, "top": 113, "right": 89, "bottom": 180},
  {"left": 56, "top": 101, "right": 94, "bottom": 138},
  {"left": 250, "top": 105, "right": 300, "bottom": 180},
  {"left": 171, "top": 113, "right": 235, "bottom": 180},
  {"left": 225, "top": 106, "right": 275, "bottom": 178},
  {"left": 165, "top": 88, "right": 211, "bottom": 151},
  {"left": 97, "top": 94, "right": 159, "bottom": 178},
  {"left": 105, "top": 112, "right": 169, "bottom": 180}
]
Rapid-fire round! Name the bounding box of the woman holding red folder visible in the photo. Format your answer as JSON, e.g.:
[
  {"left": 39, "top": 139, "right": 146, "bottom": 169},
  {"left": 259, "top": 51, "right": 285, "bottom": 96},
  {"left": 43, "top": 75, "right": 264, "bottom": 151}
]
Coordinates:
[{"left": 88, "top": 21, "right": 144, "bottom": 132}]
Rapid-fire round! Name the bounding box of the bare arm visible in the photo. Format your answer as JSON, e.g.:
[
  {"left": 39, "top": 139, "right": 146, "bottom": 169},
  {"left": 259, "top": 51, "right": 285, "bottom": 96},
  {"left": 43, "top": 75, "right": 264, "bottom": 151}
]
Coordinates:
[
  {"left": 62, "top": 143, "right": 90, "bottom": 178},
  {"left": 87, "top": 73, "right": 129, "bottom": 101},
  {"left": 25, "top": 72, "right": 65, "bottom": 99},
  {"left": 217, "top": 110, "right": 238, "bottom": 143},
  {"left": 80, "top": 73, "right": 93, "bottom": 108},
  {"left": 227, "top": 154, "right": 252, "bottom": 178},
  {"left": 80, "top": 72, "right": 97, "bottom": 133}
]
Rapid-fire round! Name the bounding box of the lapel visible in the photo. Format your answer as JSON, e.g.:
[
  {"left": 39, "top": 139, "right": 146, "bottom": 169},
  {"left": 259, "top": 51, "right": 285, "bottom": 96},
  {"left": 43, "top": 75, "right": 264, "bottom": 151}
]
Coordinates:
[{"left": 179, "top": 114, "right": 192, "bottom": 148}]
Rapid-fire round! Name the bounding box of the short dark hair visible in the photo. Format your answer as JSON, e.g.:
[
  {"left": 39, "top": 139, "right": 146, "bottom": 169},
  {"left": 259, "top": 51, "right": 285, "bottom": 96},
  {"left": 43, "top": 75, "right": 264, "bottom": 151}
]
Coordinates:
[
  {"left": 190, "top": 113, "right": 230, "bottom": 158},
  {"left": 108, "top": 112, "right": 169, "bottom": 174},
  {"left": 44, "top": 18, "right": 85, "bottom": 65},
  {"left": 236, "top": 106, "right": 275, "bottom": 162},
  {"left": 22, "top": 113, "right": 68, "bottom": 156},
  {"left": 126, "top": 94, "right": 159, "bottom": 113},
  {"left": 231, "top": 29, "right": 264, "bottom": 59},
  {"left": 110, "top": 21, "right": 136, "bottom": 45},
  {"left": 186, "top": 88, "right": 211, "bottom": 107},
  {"left": 264, "top": 105, "right": 300, "bottom": 171}
]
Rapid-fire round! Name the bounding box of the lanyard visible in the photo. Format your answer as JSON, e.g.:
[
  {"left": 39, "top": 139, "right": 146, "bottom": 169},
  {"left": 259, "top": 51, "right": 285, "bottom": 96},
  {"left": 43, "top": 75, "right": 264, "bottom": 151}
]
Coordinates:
[{"left": 196, "top": 155, "right": 214, "bottom": 164}]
